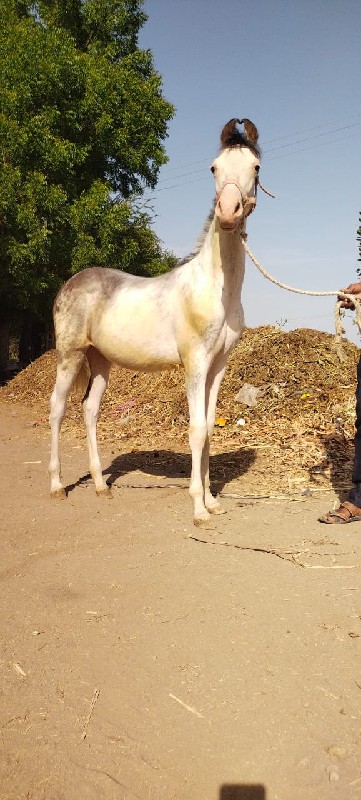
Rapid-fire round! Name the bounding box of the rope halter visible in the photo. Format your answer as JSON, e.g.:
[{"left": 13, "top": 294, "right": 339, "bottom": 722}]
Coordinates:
[{"left": 215, "top": 179, "right": 257, "bottom": 220}]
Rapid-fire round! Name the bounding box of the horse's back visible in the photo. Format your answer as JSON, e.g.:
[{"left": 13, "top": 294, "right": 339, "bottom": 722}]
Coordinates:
[{"left": 54, "top": 267, "right": 136, "bottom": 311}]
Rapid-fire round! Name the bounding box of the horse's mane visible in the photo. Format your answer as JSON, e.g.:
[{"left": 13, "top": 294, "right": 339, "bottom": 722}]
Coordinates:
[{"left": 177, "top": 201, "right": 216, "bottom": 267}]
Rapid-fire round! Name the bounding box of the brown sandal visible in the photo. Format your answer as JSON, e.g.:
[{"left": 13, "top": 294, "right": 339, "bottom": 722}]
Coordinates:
[{"left": 319, "top": 500, "right": 361, "bottom": 524}]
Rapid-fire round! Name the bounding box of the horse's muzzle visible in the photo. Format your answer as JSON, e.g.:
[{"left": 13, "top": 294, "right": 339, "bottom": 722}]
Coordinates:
[{"left": 215, "top": 199, "right": 244, "bottom": 230}]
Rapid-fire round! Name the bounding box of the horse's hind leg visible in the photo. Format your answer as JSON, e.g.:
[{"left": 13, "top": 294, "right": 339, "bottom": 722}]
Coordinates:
[
  {"left": 49, "top": 351, "right": 84, "bottom": 498},
  {"left": 83, "top": 347, "right": 111, "bottom": 497}
]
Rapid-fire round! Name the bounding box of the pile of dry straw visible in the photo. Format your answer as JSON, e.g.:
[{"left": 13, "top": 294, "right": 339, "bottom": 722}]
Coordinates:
[{"left": 1, "top": 325, "right": 359, "bottom": 495}]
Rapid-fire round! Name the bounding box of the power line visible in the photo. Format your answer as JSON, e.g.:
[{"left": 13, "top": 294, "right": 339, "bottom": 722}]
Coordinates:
[
  {"left": 144, "top": 128, "right": 361, "bottom": 195},
  {"left": 264, "top": 120, "right": 361, "bottom": 154},
  {"left": 262, "top": 110, "right": 361, "bottom": 145},
  {"left": 156, "top": 166, "right": 209, "bottom": 185},
  {"left": 264, "top": 128, "right": 361, "bottom": 163},
  {"left": 155, "top": 113, "right": 361, "bottom": 185}
]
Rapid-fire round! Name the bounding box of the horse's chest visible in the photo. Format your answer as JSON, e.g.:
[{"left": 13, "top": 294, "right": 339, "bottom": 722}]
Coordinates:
[
  {"left": 210, "top": 317, "right": 241, "bottom": 354},
  {"left": 184, "top": 311, "right": 241, "bottom": 367},
  {"left": 204, "top": 299, "right": 244, "bottom": 352}
]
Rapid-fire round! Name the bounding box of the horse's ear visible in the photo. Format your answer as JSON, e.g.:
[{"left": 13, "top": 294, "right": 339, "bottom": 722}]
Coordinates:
[
  {"left": 220, "top": 118, "right": 242, "bottom": 149},
  {"left": 240, "top": 118, "right": 259, "bottom": 145}
]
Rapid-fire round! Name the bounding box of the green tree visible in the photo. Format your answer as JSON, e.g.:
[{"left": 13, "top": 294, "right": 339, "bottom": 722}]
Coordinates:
[{"left": 0, "top": 0, "right": 174, "bottom": 368}]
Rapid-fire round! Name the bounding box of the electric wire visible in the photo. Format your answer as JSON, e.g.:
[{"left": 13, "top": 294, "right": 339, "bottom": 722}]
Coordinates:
[{"left": 149, "top": 115, "right": 361, "bottom": 194}]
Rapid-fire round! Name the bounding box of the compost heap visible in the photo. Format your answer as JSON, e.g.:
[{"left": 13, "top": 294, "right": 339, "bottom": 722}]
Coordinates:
[{"left": 1, "top": 326, "right": 359, "bottom": 495}]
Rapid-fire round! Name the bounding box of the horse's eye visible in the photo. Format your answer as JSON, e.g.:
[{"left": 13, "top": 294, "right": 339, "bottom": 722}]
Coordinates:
[
  {"left": 255, "top": 165, "right": 260, "bottom": 173},
  {"left": 210, "top": 165, "right": 215, "bottom": 174}
]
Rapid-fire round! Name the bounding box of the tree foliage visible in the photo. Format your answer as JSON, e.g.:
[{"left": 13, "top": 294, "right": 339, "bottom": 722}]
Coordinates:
[{"left": 0, "top": 0, "right": 175, "bottom": 332}]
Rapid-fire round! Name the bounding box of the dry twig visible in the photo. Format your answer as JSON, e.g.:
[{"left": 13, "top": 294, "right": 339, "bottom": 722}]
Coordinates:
[{"left": 81, "top": 687, "right": 100, "bottom": 740}]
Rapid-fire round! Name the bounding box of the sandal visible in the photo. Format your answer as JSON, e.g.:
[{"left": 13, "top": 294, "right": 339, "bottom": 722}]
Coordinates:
[{"left": 318, "top": 500, "right": 361, "bottom": 524}]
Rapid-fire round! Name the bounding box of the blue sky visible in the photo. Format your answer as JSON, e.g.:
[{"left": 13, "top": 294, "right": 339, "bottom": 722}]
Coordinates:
[{"left": 139, "top": 0, "right": 361, "bottom": 343}]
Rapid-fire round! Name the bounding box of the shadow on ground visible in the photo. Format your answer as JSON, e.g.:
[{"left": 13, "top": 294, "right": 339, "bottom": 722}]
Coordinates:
[
  {"left": 65, "top": 447, "right": 257, "bottom": 496},
  {"left": 219, "top": 785, "right": 266, "bottom": 800},
  {"left": 309, "top": 432, "right": 354, "bottom": 501}
]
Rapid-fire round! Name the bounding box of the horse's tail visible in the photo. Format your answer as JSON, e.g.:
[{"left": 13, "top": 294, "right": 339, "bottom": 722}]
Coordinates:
[{"left": 71, "top": 355, "right": 91, "bottom": 402}]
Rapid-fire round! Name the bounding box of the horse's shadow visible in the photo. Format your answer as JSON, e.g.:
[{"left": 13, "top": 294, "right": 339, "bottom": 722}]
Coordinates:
[
  {"left": 66, "top": 447, "right": 257, "bottom": 496},
  {"left": 308, "top": 432, "right": 354, "bottom": 502}
]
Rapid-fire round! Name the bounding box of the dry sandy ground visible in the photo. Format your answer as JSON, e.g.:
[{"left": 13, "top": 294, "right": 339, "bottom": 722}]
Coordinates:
[{"left": 1, "top": 401, "right": 361, "bottom": 800}]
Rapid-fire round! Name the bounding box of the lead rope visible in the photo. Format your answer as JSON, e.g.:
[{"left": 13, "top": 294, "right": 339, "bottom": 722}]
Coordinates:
[{"left": 240, "top": 235, "right": 361, "bottom": 362}]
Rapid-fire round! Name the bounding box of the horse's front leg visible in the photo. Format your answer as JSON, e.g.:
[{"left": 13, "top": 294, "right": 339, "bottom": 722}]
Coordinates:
[
  {"left": 203, "top": 354, "right": 228, "bottom": 514},
  {"left": 186, "top": 367, "right": 210, "bottom": 526}
]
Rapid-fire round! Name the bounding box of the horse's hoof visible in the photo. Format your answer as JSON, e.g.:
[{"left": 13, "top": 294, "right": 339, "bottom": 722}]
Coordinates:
[
  {"left": 193, "top": 512, "right": 215, "bottom": 529},
  {"left": 205, "top": 493, "right": 226, "bottom": 515},
  {"left": 206, "top": 495, "right": 226, "bottom": 514},
  {"left": 50, "top": 488, "right": 66, "bottom": 499},
  {"left": 208, "top": 505, "right": 226, "bottom": 516},
  {"left": 96, "top": 485, "right": 113, "bottom": 499}
]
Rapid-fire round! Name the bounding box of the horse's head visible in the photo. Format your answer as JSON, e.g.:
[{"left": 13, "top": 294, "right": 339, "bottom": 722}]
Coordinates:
[{"left": 211, "top": 118, "right": 260, "bottom": 231}]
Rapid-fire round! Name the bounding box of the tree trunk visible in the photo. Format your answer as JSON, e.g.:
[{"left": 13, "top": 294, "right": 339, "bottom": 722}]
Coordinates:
[
  {"left": 19, "top": 318, "right": 33, "bottom": 365},
  {"left": 19, "top": 316, "right": 47, "bottom": 365},
  {"left": 0, "top": 318, "right": 10, "bottom": 381}
]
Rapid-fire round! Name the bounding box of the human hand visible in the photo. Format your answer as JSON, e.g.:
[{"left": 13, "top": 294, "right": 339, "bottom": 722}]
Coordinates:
[{"left": 338, "top": 282, "right": 361, "bottom": 309}]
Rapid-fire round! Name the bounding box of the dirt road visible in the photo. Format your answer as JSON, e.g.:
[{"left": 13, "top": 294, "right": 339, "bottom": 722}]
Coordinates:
[{"left": 1, "top": 401, "right": 361, "bottom": 800}]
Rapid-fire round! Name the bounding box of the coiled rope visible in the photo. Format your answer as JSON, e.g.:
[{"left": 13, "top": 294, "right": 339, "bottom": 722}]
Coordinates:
[{"left": 240, "top": 235, "right": 361, "bottom": 359}]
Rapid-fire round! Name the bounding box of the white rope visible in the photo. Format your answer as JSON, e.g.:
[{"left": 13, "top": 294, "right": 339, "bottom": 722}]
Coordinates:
[{"left": 240, "top": 236, "right": 361, "bottom": 352}]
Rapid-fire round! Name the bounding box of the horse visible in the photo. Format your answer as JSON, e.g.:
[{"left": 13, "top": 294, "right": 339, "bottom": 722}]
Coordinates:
[{"left": 49, "top": 117, "right": 261, "bottom": 526}]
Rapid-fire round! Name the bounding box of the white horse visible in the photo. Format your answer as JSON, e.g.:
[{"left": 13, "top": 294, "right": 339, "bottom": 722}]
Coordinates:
[{"left": 49, "top": 117, "right": 261, "bottom": 525}]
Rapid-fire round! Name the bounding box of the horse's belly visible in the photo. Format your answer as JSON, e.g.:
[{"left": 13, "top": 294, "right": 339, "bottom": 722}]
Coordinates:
[{"left": 91, "top": 315, "right": 181, "bottom": 371}]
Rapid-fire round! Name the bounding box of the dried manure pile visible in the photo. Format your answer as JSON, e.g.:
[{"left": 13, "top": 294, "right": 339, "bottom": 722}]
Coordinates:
[{"left": 1, "top": 326, "right": 359, "bottom": 496}]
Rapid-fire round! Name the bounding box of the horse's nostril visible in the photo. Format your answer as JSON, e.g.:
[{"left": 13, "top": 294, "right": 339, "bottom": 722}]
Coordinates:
[{"left": 235, "top": 202, "right": 240, "bottom": 213}]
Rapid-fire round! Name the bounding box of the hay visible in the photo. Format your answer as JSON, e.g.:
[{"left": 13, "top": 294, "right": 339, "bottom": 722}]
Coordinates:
[{"left": 1, "top": 326, "right": 359, "bottom": 494}]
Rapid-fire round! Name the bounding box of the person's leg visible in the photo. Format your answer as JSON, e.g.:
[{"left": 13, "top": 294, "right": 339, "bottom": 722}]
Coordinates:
[
  {"left": 319, "top": 353, "right": 361, "bottom": 523},
  {"left": 348, "top": 354, "right": 361, "bottom": 506}
]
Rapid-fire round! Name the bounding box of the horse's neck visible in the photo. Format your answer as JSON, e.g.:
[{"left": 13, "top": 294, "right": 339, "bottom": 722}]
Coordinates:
[{"left": 201, "top": 215, "right": 245, "bottom": 291}]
